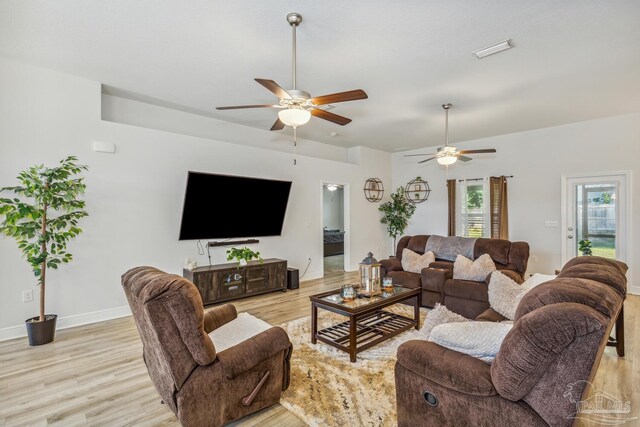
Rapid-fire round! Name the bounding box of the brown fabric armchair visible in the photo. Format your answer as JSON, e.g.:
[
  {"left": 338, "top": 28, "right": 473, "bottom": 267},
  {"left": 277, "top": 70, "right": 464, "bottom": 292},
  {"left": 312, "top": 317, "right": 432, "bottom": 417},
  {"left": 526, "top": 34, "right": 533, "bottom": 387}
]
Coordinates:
[
  {"left": 395, "top": 256, "right": 627, "bottom": 426},
  {"left": 122, "top": 266, "right": 292, "bottom": 427},
  {"left": 380, "top": 235, "right": 530, "bottom": 318}
]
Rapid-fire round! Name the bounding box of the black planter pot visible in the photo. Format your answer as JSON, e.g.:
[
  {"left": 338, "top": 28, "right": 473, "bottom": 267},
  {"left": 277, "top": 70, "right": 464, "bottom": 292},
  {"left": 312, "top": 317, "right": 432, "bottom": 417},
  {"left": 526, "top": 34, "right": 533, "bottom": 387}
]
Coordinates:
[{"left": 25, "top": 314, "right": 57, "bottom": 346}]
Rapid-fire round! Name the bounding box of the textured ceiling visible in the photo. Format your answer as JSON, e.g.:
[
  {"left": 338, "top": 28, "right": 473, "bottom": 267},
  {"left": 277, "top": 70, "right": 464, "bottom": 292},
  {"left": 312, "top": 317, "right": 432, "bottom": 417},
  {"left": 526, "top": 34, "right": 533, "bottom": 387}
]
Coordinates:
[{"left": 1, "top": 1, "right": 639, "bottom": 151}]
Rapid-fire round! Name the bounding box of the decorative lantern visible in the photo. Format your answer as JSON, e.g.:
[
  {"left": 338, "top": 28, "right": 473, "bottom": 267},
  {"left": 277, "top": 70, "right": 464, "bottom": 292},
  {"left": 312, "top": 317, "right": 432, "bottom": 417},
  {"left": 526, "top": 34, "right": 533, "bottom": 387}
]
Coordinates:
[
  {"left": 359, "top": 252, "right": 382, "bottom": 296},
  {"left": 363, "top": 178, "right": 384, "bottom": 202},
  {"left": 404, "top": 177, "right": 431, "bottom": 204}
]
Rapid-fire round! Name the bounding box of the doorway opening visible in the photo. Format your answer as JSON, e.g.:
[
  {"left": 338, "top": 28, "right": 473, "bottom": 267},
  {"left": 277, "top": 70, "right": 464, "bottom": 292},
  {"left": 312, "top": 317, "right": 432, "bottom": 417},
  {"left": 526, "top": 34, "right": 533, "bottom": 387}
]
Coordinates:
[
  {"left": 323, "top": 183, "right": 345, "bottom": 276},
  {"left": 562, "top": 172, "right": 630, "bottom": 267}
]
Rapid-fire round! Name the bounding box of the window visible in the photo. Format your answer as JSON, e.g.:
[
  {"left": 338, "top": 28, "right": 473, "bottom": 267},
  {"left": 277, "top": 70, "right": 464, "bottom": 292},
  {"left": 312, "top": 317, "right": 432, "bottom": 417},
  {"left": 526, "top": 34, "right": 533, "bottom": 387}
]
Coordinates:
[{"left": 456, "top": 180, "right": 490, "bottom": 238}]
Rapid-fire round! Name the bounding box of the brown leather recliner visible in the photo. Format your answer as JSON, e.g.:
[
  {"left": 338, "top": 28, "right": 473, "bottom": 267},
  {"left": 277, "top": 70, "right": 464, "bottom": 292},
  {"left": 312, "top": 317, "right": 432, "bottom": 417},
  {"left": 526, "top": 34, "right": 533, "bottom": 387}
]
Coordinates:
[
  {"left": 121, "top": 266, "right": 292, "bottom": 427},
  {"left": 395, "top": 256, "right": 627, "bottom": 427},
  {"left": 380, "top": 235, "right": 529, "bottom": 318}
]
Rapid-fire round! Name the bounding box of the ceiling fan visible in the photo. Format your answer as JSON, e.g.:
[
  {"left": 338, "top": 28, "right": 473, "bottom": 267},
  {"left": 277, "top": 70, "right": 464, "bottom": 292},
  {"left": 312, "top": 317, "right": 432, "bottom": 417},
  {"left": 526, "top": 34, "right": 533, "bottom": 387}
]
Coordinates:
[
  {"left": 406, "top": 104, "right": 497, "bottom": 165},
  {"left": 216, "top": 13, "right": 368, "bottom": 131}
]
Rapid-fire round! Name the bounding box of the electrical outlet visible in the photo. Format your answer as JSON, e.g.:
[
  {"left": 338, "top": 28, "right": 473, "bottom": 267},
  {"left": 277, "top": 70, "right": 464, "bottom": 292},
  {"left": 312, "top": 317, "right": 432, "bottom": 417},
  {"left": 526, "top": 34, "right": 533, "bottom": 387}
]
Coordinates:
[
  {"left": 531, "top": 255, "right": 538, "bottom": 263},
  {"left": 22, "top": 290, "right": 33, "bottom": 303}
]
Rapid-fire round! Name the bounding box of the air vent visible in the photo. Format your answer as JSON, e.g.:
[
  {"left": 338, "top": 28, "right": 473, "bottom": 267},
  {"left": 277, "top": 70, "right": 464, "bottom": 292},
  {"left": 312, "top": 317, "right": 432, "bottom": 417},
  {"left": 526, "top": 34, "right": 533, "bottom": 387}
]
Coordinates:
[{"left": 473, "top": 39, "right": 513, "bottom": 59}]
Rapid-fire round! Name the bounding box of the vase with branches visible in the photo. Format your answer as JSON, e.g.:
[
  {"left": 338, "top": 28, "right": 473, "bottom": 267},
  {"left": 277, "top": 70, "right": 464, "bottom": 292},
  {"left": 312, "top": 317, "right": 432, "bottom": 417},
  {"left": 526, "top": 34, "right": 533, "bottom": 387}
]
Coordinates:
[
  {"left": 379, "top": 187, "right": 416, "bottom": 253},
  {"left": 0, "top": 156, "right": 88, "bottom": 345}
]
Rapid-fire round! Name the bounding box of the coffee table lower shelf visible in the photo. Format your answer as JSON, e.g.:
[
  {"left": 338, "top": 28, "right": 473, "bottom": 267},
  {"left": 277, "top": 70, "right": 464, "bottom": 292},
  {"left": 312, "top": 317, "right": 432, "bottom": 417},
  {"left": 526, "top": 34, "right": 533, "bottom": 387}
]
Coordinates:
[{"left": 315, "top": 310, "right": 416, "bottom": 361}]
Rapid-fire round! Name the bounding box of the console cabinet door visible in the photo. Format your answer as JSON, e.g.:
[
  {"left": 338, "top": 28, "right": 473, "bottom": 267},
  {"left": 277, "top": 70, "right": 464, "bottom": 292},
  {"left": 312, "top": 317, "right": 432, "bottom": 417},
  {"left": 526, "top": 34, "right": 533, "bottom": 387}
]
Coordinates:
[
  {"left": 190, "top": 271, "right": 217, "bottom": 304},
  {"left": 246, "top": 266, "right": 267, "bottom": 294},
  {"left": 265, "top": 262, "right": 286, "bottom": 290},
  {"left": 218, "top": 270, "right": 245, "bottom": 300}
]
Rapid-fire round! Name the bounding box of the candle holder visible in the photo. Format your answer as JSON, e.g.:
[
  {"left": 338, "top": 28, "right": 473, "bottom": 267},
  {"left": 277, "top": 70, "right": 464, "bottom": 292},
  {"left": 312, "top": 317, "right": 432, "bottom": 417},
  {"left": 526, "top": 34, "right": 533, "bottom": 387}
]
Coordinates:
[{"left": 359, "top": 252, "right": 382, "bottom": 297}]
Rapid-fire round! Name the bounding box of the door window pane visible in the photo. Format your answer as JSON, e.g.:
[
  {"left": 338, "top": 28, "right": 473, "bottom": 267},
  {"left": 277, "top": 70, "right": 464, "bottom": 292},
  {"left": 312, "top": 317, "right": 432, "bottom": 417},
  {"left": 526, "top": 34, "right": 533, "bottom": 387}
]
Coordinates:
[{"left": 575, "top": 183, "right": 616, "bottom": 258}]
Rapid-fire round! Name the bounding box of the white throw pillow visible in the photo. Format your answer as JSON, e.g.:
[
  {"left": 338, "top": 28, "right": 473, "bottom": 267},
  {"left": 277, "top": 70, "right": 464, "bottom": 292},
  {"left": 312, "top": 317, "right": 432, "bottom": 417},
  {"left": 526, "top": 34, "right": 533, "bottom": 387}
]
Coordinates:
[
  {"left": 488, "top": 271, "right": 557, "bottom": 320},
  {"left": 208, "top": 312, "right": 272, "bottom": 352},
  {"left": 428, "top": 321, "right": 513, "bottom": 363},
  {"left": 421, "top": 303, "right": 469, "bottom": 338},
  {"left": 453, "top": 254, "right": 496, "bottom": 281},
  {"left": 401, "top": 248, "right": 435, "bottom": 274},
  {"left": 488, "top": 271, "right": 522, "bottom": 320}
]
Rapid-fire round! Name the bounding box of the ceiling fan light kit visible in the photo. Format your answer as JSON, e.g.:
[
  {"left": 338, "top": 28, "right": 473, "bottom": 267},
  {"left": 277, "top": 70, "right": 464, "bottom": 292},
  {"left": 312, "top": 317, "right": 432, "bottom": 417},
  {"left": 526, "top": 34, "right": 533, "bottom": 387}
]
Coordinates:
[
  {"left": 278, "top": 107, "right": 311, "bottom": 127},
  {"left": 437, "top": 155, "right": 457, "bottom": 166},
  {"left": 216, "top": 13, "right": 368, "bottom": 131}
]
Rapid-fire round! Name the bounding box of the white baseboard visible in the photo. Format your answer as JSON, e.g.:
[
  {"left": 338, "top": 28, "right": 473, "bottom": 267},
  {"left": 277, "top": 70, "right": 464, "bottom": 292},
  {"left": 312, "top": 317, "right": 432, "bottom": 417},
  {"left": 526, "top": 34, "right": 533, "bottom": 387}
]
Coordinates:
[
  {"left": 0, "top": 305, "right": 131, "bottom": 342},
  {"left": 629, "top": 285, "right": 640, "bottom": 295}
]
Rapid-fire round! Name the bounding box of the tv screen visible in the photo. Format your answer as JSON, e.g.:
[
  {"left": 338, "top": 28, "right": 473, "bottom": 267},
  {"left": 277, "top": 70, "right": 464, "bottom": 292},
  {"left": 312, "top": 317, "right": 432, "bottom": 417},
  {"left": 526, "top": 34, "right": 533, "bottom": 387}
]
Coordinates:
[{"left": 179, "top": 172, "right": 292, "bottom": 240}]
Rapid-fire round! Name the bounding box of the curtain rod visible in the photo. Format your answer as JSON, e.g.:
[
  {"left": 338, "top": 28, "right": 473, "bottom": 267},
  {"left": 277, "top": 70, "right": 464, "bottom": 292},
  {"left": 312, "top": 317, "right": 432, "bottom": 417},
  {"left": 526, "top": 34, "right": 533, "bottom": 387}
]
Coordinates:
[{"left": 457, "top": 175, "right": 514, "bottom": 182}]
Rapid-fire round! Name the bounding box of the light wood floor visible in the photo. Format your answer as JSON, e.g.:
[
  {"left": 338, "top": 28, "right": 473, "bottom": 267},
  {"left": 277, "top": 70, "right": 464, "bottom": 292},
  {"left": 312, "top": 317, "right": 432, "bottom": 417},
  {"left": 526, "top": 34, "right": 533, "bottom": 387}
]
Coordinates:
[
  {"left": 0, "top": 271, "right": 637, "bottom": 426},
  {"left": 323, "top": 254, "right": 344, "bottom": 275}
]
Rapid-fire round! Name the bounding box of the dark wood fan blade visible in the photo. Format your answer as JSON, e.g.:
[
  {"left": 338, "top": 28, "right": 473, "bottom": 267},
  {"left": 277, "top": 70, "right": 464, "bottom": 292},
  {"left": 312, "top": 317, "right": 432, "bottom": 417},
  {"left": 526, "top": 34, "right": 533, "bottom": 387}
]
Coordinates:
[
  {"left": 310, "top": 109, "right": 352, "bottom": 126},
  {"left": 254, "top": 78, "right": 292, "bottom": 99},
  {"left": 458, "top": 155, "right": 473, "bottom": 162},
  {"left": 418, "top": 157, "right": 436, "bottom": 164},
  {"left": 458, "top": 149, "right": 496, "bottom": 154},
  {"left": 270, "top": 118, "right": 285, "bottom": 131},
  {"left": 311, "top": 89, "right": 368, "bottom": 106},
  {"left": 404, "top": 153, "right": 436, "bottom": 157},
  {"left": 216, "top": 104, "right": 277, "bottom": 110}
]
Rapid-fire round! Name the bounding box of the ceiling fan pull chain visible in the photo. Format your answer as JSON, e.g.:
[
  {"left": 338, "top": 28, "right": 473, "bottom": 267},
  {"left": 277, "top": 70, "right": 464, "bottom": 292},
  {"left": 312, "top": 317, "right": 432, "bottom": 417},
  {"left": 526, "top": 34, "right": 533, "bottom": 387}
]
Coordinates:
[{"left": 293, "top": 127, "right": 298, "bottom": 165}]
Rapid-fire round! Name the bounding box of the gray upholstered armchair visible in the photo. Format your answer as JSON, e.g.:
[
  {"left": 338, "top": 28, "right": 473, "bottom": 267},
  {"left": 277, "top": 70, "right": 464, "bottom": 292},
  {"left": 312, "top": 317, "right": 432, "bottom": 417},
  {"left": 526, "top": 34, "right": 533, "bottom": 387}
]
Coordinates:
[{"left": 122, "top": 266, "right": 292, "bottom": 427}]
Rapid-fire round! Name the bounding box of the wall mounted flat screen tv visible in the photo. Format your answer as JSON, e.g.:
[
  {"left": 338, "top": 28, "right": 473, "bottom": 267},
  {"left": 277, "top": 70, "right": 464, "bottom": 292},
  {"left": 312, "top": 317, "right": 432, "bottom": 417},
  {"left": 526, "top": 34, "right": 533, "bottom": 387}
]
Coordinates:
[{"left": 179, "top": 172, "right": 292, "bottom": 240}]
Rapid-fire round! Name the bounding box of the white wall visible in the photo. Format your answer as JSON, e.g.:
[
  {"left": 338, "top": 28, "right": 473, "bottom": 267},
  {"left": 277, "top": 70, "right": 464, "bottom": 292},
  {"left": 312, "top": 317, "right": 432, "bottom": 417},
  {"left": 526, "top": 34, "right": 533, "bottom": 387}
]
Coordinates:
[
  {"left": 0, "top": 58, "right": 392, "bottom": 339},
  {"left": 323, "top": 186, "right": 344, "bottom": 231},
  {"left": 393, "top": 113, "right": 639, "bottom": 293}
]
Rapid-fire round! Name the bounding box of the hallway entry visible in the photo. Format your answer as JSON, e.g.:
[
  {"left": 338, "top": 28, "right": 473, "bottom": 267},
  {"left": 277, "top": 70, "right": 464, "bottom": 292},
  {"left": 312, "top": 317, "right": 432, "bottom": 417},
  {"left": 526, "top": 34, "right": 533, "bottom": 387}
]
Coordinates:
[{"left": 322, "top": 184, "right": 345, "bottom": 275}]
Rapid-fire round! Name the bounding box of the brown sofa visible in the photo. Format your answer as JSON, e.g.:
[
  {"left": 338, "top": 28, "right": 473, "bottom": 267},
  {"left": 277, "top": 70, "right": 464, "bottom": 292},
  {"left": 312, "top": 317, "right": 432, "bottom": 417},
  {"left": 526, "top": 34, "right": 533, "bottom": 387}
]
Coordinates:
[
  {"left": 380, "top": 235, "right": 530, "bottom": 318},
  {"left": 122, "top": 266, "right": 293, "bottom": 427},
  {"left": 395, "top": 256, "right": 627, "bottom": 427}
]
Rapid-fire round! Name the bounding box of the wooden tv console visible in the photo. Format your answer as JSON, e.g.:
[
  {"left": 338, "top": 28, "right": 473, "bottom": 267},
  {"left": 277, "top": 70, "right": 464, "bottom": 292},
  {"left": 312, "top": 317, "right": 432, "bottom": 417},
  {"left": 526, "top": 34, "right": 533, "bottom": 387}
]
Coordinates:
[{"left": 183, "top": 258, "right": 287, "bottom": 306}]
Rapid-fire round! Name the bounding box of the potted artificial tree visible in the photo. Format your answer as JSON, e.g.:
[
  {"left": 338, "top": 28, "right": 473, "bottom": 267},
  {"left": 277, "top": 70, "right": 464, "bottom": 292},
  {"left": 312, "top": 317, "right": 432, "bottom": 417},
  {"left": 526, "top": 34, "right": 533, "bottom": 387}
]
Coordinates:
[
  {"left": 379, "top": 187, "right": 416, "bottom": 255},
  {"left": 0, "top": 156, "right": 88, "bottom": 346}
]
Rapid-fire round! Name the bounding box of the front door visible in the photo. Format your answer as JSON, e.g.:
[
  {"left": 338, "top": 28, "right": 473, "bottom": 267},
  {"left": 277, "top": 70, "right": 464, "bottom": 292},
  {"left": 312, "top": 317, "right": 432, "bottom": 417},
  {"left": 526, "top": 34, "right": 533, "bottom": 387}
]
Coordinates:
[{"left": 562, "top": 173, "right": 629, "bottom": 264}]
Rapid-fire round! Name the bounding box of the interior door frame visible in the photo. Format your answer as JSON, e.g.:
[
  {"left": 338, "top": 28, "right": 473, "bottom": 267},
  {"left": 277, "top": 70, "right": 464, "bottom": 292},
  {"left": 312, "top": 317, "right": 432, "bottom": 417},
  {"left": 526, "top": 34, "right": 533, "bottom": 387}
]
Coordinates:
[
  {"left": 561, "top": 171, "right": 631, "bottom": 281},
  {"left": 319, "top": 180, "right": 350, "bottom": 276}
]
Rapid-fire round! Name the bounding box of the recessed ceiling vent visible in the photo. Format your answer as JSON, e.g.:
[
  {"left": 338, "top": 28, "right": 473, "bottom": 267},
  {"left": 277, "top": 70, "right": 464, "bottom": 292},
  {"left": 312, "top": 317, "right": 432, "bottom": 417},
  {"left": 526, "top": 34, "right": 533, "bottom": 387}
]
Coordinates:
[{"left": 473, "top": 39, "right": 513, "bottom": 59}]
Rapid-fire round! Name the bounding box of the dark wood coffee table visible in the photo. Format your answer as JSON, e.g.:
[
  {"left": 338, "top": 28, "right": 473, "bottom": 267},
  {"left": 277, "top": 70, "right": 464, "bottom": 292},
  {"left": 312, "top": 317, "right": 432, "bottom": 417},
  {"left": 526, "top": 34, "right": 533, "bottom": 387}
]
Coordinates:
[{"left": 309, "top": 286, "right": 421, "bottom": 362}]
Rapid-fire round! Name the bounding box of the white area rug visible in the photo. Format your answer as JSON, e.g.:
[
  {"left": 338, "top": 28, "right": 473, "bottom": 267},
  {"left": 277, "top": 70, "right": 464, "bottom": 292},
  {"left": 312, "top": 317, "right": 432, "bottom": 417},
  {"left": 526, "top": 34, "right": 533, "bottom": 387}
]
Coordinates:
[{"left": 279, "top": 306, "right": 429, "bottom": 427}]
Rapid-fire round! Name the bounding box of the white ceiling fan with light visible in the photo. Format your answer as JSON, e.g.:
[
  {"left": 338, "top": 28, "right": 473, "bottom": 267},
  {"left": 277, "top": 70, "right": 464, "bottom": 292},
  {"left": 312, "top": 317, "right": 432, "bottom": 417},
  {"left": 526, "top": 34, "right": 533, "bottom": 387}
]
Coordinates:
[
  {"left": 216, "top": 13, "right": 368, "bottom": 130},
  {"left": 406, "top": 104, "right": 497, "bottom": 165}
]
